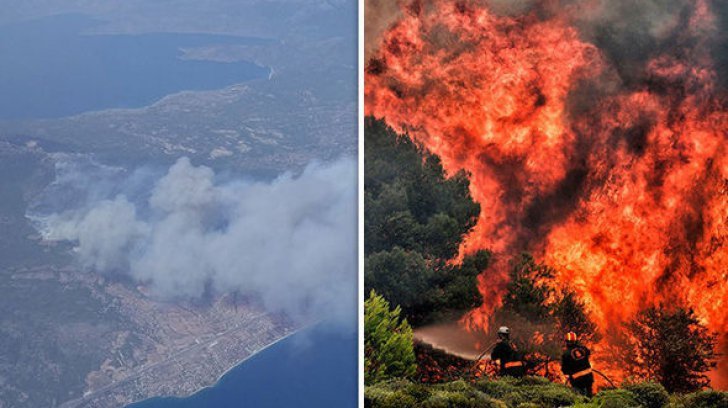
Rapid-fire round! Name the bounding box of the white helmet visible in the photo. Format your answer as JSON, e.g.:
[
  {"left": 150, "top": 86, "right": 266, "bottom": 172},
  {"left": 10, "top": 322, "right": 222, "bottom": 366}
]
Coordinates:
[{"left": 498, "top": 326, "right": 510, "bottom": 335}]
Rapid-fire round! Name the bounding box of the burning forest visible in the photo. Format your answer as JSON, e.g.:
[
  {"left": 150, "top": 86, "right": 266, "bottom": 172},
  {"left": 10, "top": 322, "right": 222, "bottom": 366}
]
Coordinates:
[{"left": 365, "top": 0, "right": 727, "bottom": 390}]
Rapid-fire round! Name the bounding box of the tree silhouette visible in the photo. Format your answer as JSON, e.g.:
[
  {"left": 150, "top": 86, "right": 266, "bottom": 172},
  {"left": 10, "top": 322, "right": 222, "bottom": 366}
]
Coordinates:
[{"left": 624, "top": 305, "right": 718, "bottom": 393}]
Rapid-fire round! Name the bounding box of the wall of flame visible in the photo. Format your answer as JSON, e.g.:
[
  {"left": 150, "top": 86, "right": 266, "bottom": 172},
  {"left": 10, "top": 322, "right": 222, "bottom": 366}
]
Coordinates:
[{"left": 365, "top": 0, "right": 727, "bottom": 386}]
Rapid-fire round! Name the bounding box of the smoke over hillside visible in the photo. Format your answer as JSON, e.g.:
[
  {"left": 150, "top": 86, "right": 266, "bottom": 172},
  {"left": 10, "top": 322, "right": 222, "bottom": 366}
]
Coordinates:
[{"left": 30, "top": 156, "right": 357, "bottom": 325}]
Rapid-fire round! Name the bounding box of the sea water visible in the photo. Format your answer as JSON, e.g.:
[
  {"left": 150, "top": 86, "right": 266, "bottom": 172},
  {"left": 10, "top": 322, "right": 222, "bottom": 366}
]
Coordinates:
[
  {"left": 126, "top": 323, "right": 357, "bottom": 408},
  {"left": 0, "top": 14, "right": 269, "bottom": 120}
]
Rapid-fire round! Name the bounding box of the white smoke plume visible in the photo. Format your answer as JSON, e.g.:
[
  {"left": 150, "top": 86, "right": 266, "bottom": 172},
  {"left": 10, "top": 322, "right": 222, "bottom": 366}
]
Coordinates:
[{"left": 31, "top": 156, "right": 357, "bottom": 324}]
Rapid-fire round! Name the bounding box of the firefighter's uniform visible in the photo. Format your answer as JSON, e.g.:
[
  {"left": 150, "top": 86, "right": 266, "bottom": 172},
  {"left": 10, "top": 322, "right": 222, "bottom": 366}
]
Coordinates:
[
  {"left": 491, "top": 340, "right": 525, "bottom": 378},
  {"left": 561, "top": 342, "right": 594, "bottom": 397}
]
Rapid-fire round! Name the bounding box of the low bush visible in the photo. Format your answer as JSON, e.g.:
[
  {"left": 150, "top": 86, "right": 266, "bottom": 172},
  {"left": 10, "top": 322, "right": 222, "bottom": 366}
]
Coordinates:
[
  {"left": 421, "top": 390, "right": 507, "bottom": 408},
  {"left": 513, "top": 376, "right": 553, "bottom": 387},
  {"left": 624, "top": 382, "right": 670, "bottom": 408},
  {"left": 475, "top": 379, "right": 518, "bottom": 399},
  {"left": 515, "top": 403, "right": 541, "bottom": 408},
  {"left": 532, "top": 384, "right": 585, "bottom": 407},
  {"left": 594, "top": 389, "right": 641, "bottom": 408},
  {"left": 501, "top": 390, "right": 529, "bottom": 407},
  {"left": 365, "top": 377, "right": 728, "bottom": 408},
  {"left": 435, "top": 380, "right": 473, "bottom": 393},
  {"left": 461, "top": 378, "right": 584, "bottom": 408},
  {"left": 682, "top": 390, "right": 728, "bottom": 408},
  {"left": 365, "top": 383, "right": 418, "bottom": 408},
  {"left": 381, "top": 379, "right": 431, "bottom": 401}
]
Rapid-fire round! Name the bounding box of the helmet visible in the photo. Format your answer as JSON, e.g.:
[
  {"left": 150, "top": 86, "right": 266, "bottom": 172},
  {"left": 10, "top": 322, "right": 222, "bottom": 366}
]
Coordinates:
[
  {"left": 565, "top": 332, "right": 578, "bottom": 343},
  {"left": 497, "top": 326, "right": 510, "bottom": 336}
]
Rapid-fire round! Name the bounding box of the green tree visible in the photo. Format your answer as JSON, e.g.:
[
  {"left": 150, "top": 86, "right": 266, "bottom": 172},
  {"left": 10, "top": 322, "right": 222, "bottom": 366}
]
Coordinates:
[
  {"left": 623, "top": 305, "right": 718, "bottom": 393},
  {"left": 500, "top": 255, "right": 600, "bottom": 345},
  {"left": 502, "top": 253, "right": 556, "bottom": 320},
  {"left": 365, "top": 247, "right": 434, "bottom": 321},
  {"left": 364, "top": 117, "right": 487, "bottom": 325},
  {"left": 435, "top": 250, "right": 490, "bottom": 314},
  {"left": 553, "top": 288, "right": 600, "bottom": 345},
  {"left": 365, "top": 247, "right": 490, "bottom": 325},
  {"left": 495, "top": 254, "right": 600, "bottom": 376},
  {"left": 364, "top": 117, "right": 479, "bottom": 259},
  {"left": 365, "top": 290, "right": 418, "bottom": 385}
]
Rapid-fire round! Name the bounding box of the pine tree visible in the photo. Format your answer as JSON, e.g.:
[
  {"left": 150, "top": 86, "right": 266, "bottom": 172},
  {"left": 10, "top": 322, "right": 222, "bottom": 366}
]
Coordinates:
[
  {"left": 497, "top": 254, "right": 600, "bottom": 377},
  {"left": 624, "top": 305, "right": 718, "bottom": 393},
  {"left": 502, "top": 253, "right": 556, "bottom": 320},
  {"left": 553, "top": 288, "right": 600, "bottom": 345},
  {"left": 364, "top": 290, "right": 417, "bottom": 385},
  {"left": 364, "top": 118, "right": 486, "bottom": 325}
]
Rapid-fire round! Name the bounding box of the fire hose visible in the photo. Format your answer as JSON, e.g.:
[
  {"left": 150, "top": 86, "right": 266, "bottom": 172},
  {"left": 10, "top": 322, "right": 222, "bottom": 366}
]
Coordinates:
[
  {"left": 468, "top": 346, "right": 617, "bottom": 389},
  {"left": 590, "top": 368, "right": 616, "bottom": 388},
  {"left": 468, "top": 342, "right": 497, "bottom": 373}
]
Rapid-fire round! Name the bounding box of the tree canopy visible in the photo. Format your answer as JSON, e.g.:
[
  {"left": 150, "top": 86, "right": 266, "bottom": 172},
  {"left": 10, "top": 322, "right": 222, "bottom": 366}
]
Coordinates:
[
  {"left": 364, "top": 117, "right": 488, "bottom": 325},
  {"left": 623, "top": 305, "right": 718, "bottom": 393},
  {"left": 492, "top": 254, "right": 600, "bottom": 375},
  {"left": 364, "top": 290, "right": 417, "bottom": 385}
]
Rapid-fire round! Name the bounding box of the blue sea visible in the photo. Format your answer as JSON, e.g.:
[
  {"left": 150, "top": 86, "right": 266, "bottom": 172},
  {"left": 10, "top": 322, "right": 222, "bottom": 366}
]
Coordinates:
[
  {"left": 126, "top": 323, "right": 358, "bottom": 408},
  {"left": 0, "top": 14, "right": 270, "bottom": 120}
]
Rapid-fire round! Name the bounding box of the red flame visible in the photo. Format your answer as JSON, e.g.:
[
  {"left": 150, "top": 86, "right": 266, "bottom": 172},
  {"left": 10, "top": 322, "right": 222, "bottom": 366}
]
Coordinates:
[{"left": 366, "top": 0, "right": 727, "bottom": 385}]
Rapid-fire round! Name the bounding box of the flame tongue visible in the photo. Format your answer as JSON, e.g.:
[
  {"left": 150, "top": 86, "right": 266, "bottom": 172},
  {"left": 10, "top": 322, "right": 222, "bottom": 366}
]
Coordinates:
[
  {"left": 367, "top": 1, "right": 601, "bottom": 252},
  {"left": 366, "top": 0, "right": 727, "bottom": 383}
]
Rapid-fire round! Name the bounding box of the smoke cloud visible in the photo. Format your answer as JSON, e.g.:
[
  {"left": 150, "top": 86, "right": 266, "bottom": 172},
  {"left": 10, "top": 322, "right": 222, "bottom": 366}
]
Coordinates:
[
  {"left": 365, "top": 0, "right": 728, "bottom": 88},
  {"left": 31, "top": 156, "right": 357, "bottom": 325},
  {"left": 365, "top": 0, "right": 403, "bottom": 61}
]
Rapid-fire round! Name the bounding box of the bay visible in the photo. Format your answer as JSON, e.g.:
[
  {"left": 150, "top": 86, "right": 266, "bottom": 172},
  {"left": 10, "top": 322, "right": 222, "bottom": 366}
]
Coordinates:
[{"left": 0, "top": 14, "right": 270, "bottom": 120}]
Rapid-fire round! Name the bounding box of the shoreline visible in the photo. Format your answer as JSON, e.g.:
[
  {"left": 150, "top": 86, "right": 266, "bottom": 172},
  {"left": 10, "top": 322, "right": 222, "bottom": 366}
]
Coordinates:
[{"left": 126, "top": 323, "right": 313, "bottom": 407}]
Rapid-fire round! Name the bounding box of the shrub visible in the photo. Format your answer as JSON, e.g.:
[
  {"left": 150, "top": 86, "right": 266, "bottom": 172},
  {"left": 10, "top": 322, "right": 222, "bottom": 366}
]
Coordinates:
[
  {"left": 436, "top": 380, "right": 473, "bottom": 393},
  {"left": 532, "top": 384, "right": 585, "bottom": 407},
  {"left": 421, "top": 391, "right": 471, "bottom": 408},
  {"left": 364, "top": 386, "right": 417, "bottom": 408},
  {"left": 477, "top": 395, "right": 510, "bottom": 408},
  {"left": 475, "top": 378, "right": 584, "bottom": 407},
  {"left": 380, "top": 379, "right": 431, "bottom": 401},
  {"left": 364, "top": 290, "right": 417, "bottom": 385},
  {"left": 665, "top": 395, "right": 687, "bottom": 408},
  {"left": 365, "top": 377, "right": 728, "bottom": 408},
  {"left": 624, "top": 382, "right": 670, "bottom": 408},
  {"left": 475, "top": 379, "right": 518, "bottom": 398},
  {"left": 421, "top": 392, "right": 463, "bottom": 408},
  {"left": 421, "top": 390, "right": 506, "bottom": 408},
  {"left": 516, "top": 403, "right": 541, "bottom": 408},
  {"left": 682, "top": 390, "right": 728, "bottom": 408},
  {"left": 501, "top": 390, "right": 529, "bottom": 407},
  {"left": 514, "top": 376, "right": 553, "bottom": 387},
  {"left": 594, "top": 389, "right": 641, "bottom": 408}
]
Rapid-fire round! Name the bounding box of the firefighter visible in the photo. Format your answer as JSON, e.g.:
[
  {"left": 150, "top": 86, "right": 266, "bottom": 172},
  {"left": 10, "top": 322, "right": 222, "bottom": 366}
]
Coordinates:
[
  {"left": 561, "top": 332, "right": 594, "bottom": 397},
  {"left": 490, "top": 326, "right": 525, "bottom": 378}
]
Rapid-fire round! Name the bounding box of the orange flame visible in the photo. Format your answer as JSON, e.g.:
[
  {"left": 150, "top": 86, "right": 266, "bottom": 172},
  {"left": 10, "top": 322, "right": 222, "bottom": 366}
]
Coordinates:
[{"left": 366, "top": 0, "right": 727, "bottom": 385}]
